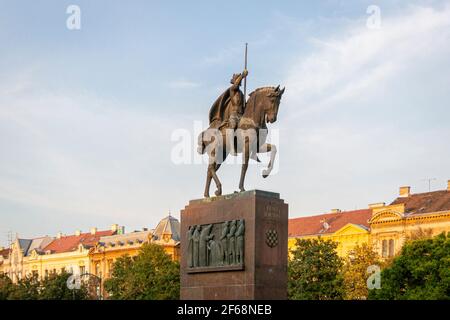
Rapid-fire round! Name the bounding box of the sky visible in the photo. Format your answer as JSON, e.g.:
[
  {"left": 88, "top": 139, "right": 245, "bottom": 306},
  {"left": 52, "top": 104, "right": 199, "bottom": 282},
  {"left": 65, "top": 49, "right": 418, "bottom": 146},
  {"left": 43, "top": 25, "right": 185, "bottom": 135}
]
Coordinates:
[{"left": 1, "top": 0, "right": 450, "bottom": 246}]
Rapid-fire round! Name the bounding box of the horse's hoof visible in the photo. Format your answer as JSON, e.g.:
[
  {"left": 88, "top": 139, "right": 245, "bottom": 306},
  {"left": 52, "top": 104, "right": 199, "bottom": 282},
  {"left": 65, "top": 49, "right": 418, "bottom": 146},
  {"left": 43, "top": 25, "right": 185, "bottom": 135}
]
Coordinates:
[
  {"left": 204, "top": 193, "right": 210, "bottom": 198},
  {"left": 215, "top": 189, "right": 222, "bottom": 196},
  {"left": 262, "top": 169, "right": 270, "bottom": 178},
  {"left": 239, "top": 188, "right": 246, "bottom": 193}
]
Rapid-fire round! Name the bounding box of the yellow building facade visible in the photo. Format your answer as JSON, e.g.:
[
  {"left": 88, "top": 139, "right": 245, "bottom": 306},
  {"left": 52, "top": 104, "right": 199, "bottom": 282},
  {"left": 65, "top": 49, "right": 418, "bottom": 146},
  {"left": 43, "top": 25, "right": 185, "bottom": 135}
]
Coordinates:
[
  {"left": 89, "top": 215, "right": 180, "bottom": 297},
  {"left": 0, "top": 216, "right": 181, "bottom": 286},
  {"left": 288, "top": 180, "right": 450, "bottom": 260},
  {"left": 288, "top": 209, "right": 372, "bottom": 258},
  {"left": 0, "top": 226, "right": 118, "bottom": 283},
  {"left": 369, "top": 183, "right": 450, "bottom": 258}
]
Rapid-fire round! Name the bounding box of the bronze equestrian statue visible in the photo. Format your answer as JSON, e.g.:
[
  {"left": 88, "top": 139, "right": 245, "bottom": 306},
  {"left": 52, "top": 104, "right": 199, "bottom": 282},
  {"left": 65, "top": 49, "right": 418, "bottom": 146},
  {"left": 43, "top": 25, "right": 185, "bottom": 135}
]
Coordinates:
[{"left": 198, "top": 69, "right": 285, "bottom": 198}]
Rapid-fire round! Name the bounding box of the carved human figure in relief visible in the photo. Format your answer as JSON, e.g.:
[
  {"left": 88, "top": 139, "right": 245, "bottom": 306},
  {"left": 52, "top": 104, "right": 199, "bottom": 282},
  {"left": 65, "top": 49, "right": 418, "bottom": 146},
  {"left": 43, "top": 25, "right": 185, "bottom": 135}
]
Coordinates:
[
  {"left": 199, "top": 224, "right": 214, "bottom": 267},
  {"left": 187, "top": 226, "right": 195, "bottom": 268},
  {"left": 208, "top": 236, "right": 220, "bottom": 267},
  {"left": 235, "top": 219, "right": 245, "bottom": 264},
  {"left": 227, "top": 220, "right": 237, "bottom": 265},
  {"left": 219, "top": 221, "right": 229, "bottom": 265},
  {"left": 192, "top": 225, "right": 201, "bottom": 268}
]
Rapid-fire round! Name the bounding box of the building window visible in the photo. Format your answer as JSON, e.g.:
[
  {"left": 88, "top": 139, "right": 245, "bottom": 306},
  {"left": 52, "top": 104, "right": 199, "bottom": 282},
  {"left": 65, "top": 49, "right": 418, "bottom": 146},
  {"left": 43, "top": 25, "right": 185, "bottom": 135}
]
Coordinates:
[
  {"left": 107, "top": 259, "right": 113, "bottom": 278},
  {"left": 95, "top": 262, "right": 101, "bottom": 276},
  {"left": 388, "top": 239, "right": 395, "bottom": 257},
  {"left": 80, "top": 266, "right": 85, "bottom": 275},
  {"left": 381, "top": 240, "right": 388, "bottom": 258}
]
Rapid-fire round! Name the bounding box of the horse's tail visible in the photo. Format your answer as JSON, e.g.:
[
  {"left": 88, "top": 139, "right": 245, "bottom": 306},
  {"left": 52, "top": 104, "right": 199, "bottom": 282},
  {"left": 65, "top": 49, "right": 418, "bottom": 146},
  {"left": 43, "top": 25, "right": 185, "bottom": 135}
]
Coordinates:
[{"left": 197, "top": 131, "right": 206, "bottom": 154}]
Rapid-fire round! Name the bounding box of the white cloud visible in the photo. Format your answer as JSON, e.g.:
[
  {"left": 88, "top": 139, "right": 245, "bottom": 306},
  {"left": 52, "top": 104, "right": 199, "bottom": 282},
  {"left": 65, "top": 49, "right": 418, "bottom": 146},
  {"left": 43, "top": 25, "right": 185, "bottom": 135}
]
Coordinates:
[
  {"left": 275, "top": 4, "right": 450, "bottom": 216},
  {"left": 284, "top": 4, "right": 450, "bottom": 117},
  {"left": 0, "top": 73, "right": 188, "bottom": 234}
]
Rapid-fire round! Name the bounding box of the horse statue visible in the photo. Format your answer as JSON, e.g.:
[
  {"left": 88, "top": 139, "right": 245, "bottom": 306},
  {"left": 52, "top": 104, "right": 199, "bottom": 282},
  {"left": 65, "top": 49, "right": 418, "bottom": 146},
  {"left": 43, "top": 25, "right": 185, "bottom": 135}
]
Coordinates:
[{"left": 198, "top": 85, "right": 285, "bottom": 198}]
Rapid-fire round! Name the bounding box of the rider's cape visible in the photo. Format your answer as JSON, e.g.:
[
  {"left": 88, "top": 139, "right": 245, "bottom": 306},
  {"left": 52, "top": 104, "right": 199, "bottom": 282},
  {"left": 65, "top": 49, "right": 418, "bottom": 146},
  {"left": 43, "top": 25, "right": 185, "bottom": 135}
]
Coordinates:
[
  {"left": 208, "top": 87, "right": 232, "bottom": 127},
  {"left": 208, "top": 87, "right": 245, "bottom": 127}
]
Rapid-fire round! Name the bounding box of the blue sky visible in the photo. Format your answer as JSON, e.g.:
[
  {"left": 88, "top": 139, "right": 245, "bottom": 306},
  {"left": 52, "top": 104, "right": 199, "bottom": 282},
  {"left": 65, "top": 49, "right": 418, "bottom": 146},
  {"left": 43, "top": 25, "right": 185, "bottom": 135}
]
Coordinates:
[{"left": 1, "top": 0, "right": 450, "bottom": 246}]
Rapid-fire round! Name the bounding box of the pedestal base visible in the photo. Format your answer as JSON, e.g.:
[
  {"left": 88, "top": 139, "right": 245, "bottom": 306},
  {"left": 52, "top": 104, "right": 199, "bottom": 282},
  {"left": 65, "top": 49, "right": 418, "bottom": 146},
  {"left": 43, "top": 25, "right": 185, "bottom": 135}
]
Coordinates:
[{"left": 180, "top": 190, "right": 288, "bottom": 300}]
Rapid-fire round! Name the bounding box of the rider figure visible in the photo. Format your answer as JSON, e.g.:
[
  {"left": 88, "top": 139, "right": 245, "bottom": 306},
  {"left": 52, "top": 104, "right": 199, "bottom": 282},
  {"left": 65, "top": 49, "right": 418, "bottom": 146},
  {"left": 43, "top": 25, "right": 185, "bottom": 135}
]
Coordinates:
[
  {"left": 228, "top": 69, "right": 248, "bottom": 131},
  {"left": 227, "top": 69, "right": 248, "bottom": 155},
  {"left": 202, "top": 69, "right": 249, "bottom": 157}
]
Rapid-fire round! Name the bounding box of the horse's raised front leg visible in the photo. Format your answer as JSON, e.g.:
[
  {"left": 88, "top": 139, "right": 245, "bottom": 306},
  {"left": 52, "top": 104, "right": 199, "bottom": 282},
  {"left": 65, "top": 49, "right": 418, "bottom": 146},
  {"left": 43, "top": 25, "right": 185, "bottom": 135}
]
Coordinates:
[
  {"left": 239, "top": 138, "right": 250, "bottom": 192},
  {"left": 261, "top": 143, "right": 277, "bottom": 178}
]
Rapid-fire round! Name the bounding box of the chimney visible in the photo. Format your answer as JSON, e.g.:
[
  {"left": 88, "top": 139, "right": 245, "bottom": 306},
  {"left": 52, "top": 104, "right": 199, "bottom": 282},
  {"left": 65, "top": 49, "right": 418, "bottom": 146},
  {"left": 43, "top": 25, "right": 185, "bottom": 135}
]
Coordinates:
[
  {"left": 369, "top": 202, "right": 385, "bottom": 209},
  {"left": 75, "top": 230, "right": 81, "bottom": 236},
  {"left": 111, "top": 224, "right": 119, "bottom": 233},
  {"left": 447, "top": 180, "right": 450, "bottom": 192},
  {"left": 399, "top": 186, "right": 411, "bottom": 198},
  {"left": 57, "top": 232, "right": 63, "bottom": 239},
  {"left": 90, "top": 227, "right": 97, "bottom": 235},
  {"left": 330, "top": 209, "right": 341, "bottom": 213}
]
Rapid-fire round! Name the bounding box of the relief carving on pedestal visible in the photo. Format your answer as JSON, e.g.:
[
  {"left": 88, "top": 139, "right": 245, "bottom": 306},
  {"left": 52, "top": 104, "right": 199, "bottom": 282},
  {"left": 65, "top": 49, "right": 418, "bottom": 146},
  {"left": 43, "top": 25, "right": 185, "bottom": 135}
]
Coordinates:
[{"left": 187, "top": 219, "right": 244, "bottom": 271}]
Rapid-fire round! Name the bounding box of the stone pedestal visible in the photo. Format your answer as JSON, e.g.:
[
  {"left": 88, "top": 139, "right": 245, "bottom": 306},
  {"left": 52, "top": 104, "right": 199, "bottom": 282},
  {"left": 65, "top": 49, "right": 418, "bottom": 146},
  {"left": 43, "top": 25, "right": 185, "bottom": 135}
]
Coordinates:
[{"left": 180, "top": 190, "right": 288, "bottom": 300}]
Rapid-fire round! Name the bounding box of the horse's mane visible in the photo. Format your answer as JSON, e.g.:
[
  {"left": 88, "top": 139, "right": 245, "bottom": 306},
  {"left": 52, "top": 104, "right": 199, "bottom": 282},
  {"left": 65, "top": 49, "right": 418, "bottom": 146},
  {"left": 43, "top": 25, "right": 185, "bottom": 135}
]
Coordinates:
[{"left": 248, "top": 86, "right": 276, "bottom": 97}]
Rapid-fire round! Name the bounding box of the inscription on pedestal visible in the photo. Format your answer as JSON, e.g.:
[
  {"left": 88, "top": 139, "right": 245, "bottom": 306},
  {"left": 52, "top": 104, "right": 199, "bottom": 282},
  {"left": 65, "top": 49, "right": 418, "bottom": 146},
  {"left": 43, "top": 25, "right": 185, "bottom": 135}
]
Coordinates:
[{"left": 186, "top": 219, "right": 245, "bottom": 273}]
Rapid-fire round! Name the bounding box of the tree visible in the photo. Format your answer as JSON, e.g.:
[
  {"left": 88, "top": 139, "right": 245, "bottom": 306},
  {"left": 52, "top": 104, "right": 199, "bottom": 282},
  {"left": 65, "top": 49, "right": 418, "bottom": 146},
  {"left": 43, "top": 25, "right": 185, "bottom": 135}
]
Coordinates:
[
  {"left": 369, "top": 232, "right": 450, "bottom": 300},
  {"left": 1, "top": 272, "right": 90, "bottom": 300},
  {"left": 39, "top": 271, "right": 90, "bottom": 300},
  {"left": 288, "top": 238, "right": 344, "bottom": 300},
  {"left": 6, "top": 275, "right": 40, "bottom": 300},
  {"left": 0, "top": 273, "right": 14, "bottom": 300},
  {"left": 103, "top": 255, "right": 134, "bottom": 299},
  {"left": 104, "top": 243, "right": 180, "bottom": 300},
  {"left": 342, "top": 243, "right": 381, "bottom": 300}
]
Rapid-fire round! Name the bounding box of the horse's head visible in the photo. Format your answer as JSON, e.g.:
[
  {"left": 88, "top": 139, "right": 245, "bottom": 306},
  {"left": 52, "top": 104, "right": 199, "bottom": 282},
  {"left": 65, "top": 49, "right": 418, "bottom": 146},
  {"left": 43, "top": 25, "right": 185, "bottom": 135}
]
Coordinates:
[
  {"left": 245, "top": 86, "right": 285, "bottom": 127},
  {"left": 265, "top": 85, "right": 285, "bottom": 123}
]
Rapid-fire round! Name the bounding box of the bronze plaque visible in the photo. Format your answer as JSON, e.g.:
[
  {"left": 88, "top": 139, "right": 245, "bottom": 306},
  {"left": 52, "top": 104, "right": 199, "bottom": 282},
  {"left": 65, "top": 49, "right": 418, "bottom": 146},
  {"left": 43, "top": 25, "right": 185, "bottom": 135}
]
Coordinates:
[{"left": 186, "top": 220, "right": 245, "bottom": 273}]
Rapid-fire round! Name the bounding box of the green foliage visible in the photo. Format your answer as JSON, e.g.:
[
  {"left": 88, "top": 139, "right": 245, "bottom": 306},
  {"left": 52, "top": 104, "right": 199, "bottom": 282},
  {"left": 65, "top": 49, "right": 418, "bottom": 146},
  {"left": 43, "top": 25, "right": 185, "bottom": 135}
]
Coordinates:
[
  {"left": 104, "top": 243, "right": 180, "bottom": 300},
  {"left": 369, "top": 232, "right": 450, "bottom": 300},
  {"left": 39, "top": 271, "right": 90, "bottom": 300},
  {"left": 0, "top": 272, "right": 90, "bottom": 300},
  {"left": 342, "top": 243, "right": 381, "bottom": 300},
  {"left": 0, "top": 273, "right": 14, "bottom": 300},
  {"left": 6, "top": 275, "right": 40, "bottom": 300},
  {"left": 288, "top": 238, "right": 344, "bottom": 300}
]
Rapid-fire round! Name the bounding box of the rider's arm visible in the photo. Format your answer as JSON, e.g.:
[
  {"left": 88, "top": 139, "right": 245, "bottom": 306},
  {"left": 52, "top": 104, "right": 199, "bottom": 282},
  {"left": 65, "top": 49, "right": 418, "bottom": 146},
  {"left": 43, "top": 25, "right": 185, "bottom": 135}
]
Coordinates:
[{"left": 231, "top": 70, "right": 248, "bottom": 90}]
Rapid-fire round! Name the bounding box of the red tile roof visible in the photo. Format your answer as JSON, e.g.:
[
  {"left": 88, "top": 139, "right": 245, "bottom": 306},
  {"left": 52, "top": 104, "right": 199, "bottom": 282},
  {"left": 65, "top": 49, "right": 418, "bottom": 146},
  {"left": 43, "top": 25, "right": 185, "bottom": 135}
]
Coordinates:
[
  {"left": 390, "top": 190, "right": 450, "bottom": 215},
  {"left": 288, "top": 209, "right": 372, "bottom": 237},
  {"left": 43, "top": 230, "right": 115, "bottom": 254}
]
